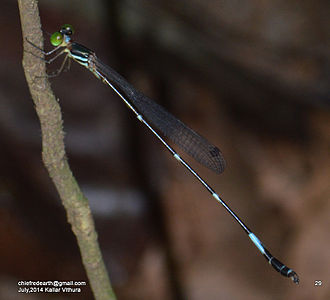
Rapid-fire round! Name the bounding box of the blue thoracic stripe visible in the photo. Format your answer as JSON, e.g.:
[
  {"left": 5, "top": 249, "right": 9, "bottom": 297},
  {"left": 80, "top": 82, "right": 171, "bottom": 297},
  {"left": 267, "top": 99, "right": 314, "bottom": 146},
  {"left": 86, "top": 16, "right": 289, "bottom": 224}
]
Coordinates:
[
  {"left": 69, "top": 42, "right": 92, "bottom": 65},
  {"left": 72, "top": 54, "right": 88, "bottom": 64}
]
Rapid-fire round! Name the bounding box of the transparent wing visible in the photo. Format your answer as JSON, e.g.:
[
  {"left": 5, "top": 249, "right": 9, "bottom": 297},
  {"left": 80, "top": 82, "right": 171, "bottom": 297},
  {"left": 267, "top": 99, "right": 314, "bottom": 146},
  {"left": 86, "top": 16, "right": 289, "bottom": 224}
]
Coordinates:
[{"left": 95, "top": 57, "right": 226, "bottom": 174}]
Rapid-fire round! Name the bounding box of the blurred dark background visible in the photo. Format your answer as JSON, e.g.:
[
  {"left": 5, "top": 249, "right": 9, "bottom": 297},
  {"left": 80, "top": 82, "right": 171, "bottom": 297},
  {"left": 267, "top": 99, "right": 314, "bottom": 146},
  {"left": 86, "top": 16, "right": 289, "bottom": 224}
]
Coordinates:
[{"left": 1, "top": 0, "right": 329, "bottom": 299}]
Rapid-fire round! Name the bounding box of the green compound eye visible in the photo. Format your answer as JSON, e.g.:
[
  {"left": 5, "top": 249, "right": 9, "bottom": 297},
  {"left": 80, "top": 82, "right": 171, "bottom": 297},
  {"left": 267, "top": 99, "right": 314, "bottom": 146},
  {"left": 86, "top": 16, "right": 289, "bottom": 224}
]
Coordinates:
[
  {"left": 50, "top": 32, "right": 64, "bottom": 46},
  {"left": 60, "top": 24, "right": 75, "bottom": 35}
]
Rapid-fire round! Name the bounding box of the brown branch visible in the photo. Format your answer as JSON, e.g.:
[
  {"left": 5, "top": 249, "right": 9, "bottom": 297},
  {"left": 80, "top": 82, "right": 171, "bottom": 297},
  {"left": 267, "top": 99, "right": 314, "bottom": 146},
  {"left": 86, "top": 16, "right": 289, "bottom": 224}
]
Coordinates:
[{"left": 17, "top": 1, "right": 117, "bottom": 299}]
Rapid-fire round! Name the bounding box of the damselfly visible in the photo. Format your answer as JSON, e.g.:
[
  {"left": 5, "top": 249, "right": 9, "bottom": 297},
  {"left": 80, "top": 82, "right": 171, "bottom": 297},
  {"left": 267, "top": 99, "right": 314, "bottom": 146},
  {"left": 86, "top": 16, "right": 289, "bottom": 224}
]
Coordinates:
[{"left": 27, "top": 24, "right": 299, "bottom": 284}]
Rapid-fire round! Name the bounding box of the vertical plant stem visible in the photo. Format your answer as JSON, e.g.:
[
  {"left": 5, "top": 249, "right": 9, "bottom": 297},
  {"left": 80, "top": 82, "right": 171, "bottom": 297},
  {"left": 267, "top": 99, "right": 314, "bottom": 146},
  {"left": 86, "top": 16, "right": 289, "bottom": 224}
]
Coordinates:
[{"left": 17, "top": 1, "right": 117, "bottom": 299}]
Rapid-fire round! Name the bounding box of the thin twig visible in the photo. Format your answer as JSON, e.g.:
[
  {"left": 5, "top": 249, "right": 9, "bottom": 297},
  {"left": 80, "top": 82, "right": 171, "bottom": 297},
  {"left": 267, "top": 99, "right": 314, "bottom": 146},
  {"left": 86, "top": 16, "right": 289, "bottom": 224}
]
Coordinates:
[{"left": 17, "top": 1, "right": 117, "bottom": 299}]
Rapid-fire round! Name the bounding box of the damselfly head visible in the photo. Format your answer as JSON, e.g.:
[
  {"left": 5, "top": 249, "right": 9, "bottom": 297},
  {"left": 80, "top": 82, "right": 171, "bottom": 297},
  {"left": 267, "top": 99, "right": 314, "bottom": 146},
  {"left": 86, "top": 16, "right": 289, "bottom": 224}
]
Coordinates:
[{"left": 50, "top": 24, "right": 74, "bottom": 47}]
